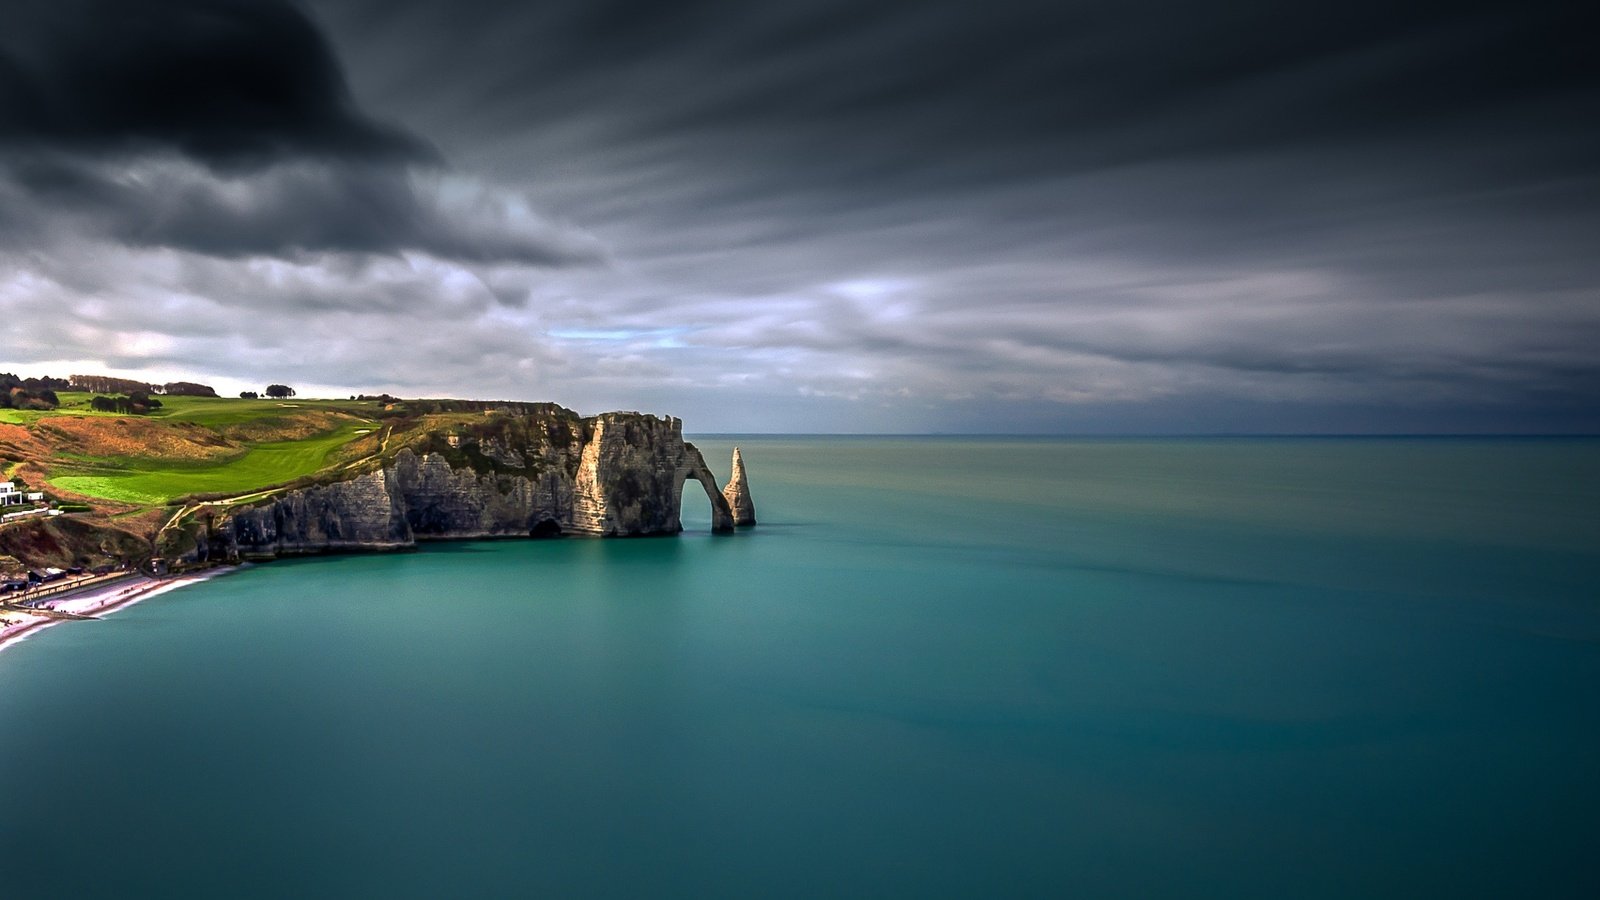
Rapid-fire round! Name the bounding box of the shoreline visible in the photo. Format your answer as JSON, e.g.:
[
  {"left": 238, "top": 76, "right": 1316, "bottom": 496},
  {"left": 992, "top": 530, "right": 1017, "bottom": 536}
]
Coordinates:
[{"left": 0, "top": 567, "right": 238, "bottom": 656}]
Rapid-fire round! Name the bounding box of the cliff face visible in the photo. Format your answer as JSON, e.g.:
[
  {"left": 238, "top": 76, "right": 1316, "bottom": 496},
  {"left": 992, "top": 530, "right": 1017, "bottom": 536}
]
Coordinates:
[
  {"left": 224, "top": 470, "right": 410, "bottom": 554},
  {"left": 169, "top": 408, "right": 742, "bottom": 564},
  {"left": 573, "top": 412, "right": 733, "bottom": 535}
]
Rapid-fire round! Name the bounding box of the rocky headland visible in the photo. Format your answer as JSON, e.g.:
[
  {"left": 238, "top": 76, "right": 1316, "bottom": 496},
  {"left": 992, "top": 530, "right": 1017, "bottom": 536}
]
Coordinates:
[
  {"left": 1, "top": 390, "right": 759, "bottom": 652},
  {"left": 158, "top": 406, "right": 754, "bottom": 567}
]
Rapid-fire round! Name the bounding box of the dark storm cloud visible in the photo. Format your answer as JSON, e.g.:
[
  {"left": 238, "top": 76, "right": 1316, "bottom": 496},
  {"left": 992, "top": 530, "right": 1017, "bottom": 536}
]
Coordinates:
[
  {"left": 0, "top": 0, "right": 431, "bottom": 167},
  {"left": 2, "top": 0, "right": 1596, "bottom": 430},
  {"left": 297, "top": 0, "right": 1598, "bottom": 428},
  {"left": 308, "top": 0, "right": 1599, "bottom": 287},
  {"left": 0, "top": 0, "right": 600, "bottom": 267},
  {"left": 1, "top": 155, "right": 602, "bottom": 265},
  {"left": 317, "top": 0, "right": 1596, "bottom": 178}
]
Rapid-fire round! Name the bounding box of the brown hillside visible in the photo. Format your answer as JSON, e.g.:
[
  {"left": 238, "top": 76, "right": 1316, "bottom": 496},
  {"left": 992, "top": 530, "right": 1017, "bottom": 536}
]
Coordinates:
[
  {"left": 0, "top": 422, "right": 48, "bottom": 463},
  {"left": 31, "top": 417, "right": 242, "bottom": 463},
  {"left": 0, "top": 517, "right": 148, "bottom": 570}
]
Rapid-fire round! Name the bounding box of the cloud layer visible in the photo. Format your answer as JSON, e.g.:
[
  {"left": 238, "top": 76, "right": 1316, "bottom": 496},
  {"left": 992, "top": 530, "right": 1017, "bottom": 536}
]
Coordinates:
[{"left": 2, "top": 0, "right": 1595, "bottom": 431}]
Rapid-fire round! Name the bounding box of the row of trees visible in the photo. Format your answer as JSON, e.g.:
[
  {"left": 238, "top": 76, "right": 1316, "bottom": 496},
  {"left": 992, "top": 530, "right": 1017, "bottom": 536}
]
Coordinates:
[
  {"left": 5, "top": 372, "right": 299, "bottom": 409},
  {"left": 239, "top": 385, "right": 296, "bottom": 399},
  {"left": 89, "top": 393, "right": 163, "bottom": 415},
  {"left": 2, "top": 373, "right": 70, "bottom": 391},
  {"left": 70, "top": 374, "right": 153, "bottom": 395},
  {"left": 69, "top": 375, "right": 218, "bottom": 397}
]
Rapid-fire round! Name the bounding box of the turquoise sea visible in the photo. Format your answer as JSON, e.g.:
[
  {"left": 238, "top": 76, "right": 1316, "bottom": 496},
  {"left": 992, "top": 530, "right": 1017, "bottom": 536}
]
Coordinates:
[{"left": 2, "top": 436, "right": 1598, "bottom": 898}]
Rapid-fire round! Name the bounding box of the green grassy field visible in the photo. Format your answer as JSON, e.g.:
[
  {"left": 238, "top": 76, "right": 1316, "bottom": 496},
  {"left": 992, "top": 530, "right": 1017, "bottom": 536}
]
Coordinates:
[
  {"left": 0, "top": 392, "right": 382, "bottom": 425},
  {"left": 3, "top": 391, "right": 137, "bottom": 423},
  {"left": 0, "top": 407, "right": 56, "bottom": 424},
  {"left": 49, "top": 421, "right": 375, "bottom": 505},
  {"left": 137, "top": 394, "right": 383, "bottom": 425},
  {"left": 13, "top": 394, "right": 385, "bottom": 505}
]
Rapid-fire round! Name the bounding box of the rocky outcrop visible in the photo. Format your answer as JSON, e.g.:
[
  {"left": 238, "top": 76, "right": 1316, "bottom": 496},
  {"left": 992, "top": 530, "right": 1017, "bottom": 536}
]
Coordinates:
[
  {"left": 573, "top": 413, "right": 733, "bottom": 535},
  {"left": 224, "top": 470, "right": 410, "bottom": 555},
  {"left": 167, "top": 407, "right": 745, "bottom": 565},
  {"left": 722, "top": 447, "right": 756, "bottom": 526}
]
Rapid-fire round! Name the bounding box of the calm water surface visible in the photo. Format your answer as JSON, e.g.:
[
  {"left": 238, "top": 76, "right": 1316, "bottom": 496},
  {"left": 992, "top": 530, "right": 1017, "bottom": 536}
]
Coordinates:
[{"left": 2, "top": 437, "right": 1598, "bottom": 898}]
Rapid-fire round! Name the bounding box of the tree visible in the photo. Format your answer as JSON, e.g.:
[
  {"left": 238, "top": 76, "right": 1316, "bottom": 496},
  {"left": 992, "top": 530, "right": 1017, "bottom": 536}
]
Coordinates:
[
  {"left": 159, "top": 381, "right": 218, "bottom": 397},
  {"left": 1, "top": 373, "right": 63, "bottom": 410},
  {"left": 239, "top": 391, "right": 259, "bottom": 399},
  {"left": 264, "top": 384, "right": 296, "bottom": 399}
]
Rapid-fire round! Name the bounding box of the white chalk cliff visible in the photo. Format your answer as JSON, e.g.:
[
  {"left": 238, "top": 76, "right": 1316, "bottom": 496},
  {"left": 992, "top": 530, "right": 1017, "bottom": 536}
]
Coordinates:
[{"left": 163, "top": 407, "right": 752, "bottom": 564}]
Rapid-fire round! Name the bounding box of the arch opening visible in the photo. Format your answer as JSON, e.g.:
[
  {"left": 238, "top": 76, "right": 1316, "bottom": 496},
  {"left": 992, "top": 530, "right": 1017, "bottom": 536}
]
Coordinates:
[
  {"left": 678, "top": 478, "right": 713, "bottom": 532},
  {"left": 671, "top": 466, "right": 734, "bottom": 534}
]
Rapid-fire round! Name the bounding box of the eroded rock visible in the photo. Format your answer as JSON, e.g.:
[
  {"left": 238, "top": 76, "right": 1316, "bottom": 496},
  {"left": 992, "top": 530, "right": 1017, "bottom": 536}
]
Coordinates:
[
  {"left": 176, "top": 408, "right": 739, "bottom": 563},
  {"left": 723, "top": 446, "right": 756, "bottom": 526}
]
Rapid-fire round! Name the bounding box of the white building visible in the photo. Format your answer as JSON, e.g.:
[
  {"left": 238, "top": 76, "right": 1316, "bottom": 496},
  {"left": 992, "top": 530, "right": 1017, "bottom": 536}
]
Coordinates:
[{"left": 0, "top": 482, "right": 44, "bottom": 507}]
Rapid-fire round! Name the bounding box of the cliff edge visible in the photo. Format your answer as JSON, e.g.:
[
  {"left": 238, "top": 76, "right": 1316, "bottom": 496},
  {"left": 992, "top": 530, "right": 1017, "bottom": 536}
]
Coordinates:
[{"left": 161, "top": 407, "right": 746, "bottom": 566}]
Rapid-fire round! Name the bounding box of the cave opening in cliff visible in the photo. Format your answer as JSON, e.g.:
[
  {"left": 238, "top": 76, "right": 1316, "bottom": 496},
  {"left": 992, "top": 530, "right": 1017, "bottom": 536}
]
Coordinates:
[{"left": 529, "top": 519, "right": 562, "bottom": 539}]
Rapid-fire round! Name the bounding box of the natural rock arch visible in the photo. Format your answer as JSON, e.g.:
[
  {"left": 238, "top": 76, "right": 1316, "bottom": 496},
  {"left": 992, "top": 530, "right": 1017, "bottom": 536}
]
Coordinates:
[
  {"left": 568, "top": 414, "right": 736, "bottom": 535},
  {"left": 673, "top": 450, "right": 734, "bottom": 533}
]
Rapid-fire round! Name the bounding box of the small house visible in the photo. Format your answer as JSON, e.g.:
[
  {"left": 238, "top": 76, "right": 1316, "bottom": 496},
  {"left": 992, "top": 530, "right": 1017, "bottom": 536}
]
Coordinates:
[{"left": 0, "top": 483, "right": 46, "bottom": 507}]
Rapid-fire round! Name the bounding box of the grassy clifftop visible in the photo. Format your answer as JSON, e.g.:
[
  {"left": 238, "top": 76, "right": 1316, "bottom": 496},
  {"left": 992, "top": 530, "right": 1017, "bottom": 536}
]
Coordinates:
[
  {"left": 0, "top": 394, "right": 592, "bottom": 569},
  {"left": 7, "top": 393, "right": 385, "bottom": 509},
  {"left": 0, "top": 394, "right": 386, "bottom": 569}
]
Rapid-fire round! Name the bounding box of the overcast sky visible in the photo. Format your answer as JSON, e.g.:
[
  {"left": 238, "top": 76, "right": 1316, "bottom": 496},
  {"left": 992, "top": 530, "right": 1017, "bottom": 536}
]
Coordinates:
[{"left": 2, "top": 0, "right": 1595, "bottom": 432}]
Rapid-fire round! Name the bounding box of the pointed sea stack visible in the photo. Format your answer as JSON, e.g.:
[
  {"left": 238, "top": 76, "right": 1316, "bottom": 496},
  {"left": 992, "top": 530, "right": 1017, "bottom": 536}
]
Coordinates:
[{"left": 723, "top": 447, "right": 757, "bottom": 526}]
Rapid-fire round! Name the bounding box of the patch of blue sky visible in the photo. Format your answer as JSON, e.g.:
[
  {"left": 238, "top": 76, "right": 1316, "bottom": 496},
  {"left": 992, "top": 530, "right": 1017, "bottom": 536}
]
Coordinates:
[{"left": 550, "top": 328, "right": 689, "bottom": 348}]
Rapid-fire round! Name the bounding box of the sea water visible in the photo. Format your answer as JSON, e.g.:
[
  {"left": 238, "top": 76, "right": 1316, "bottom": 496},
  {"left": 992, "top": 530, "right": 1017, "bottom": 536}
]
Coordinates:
[{"left": 1, "top": 437, "right": 1597, "bottom": 898}]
